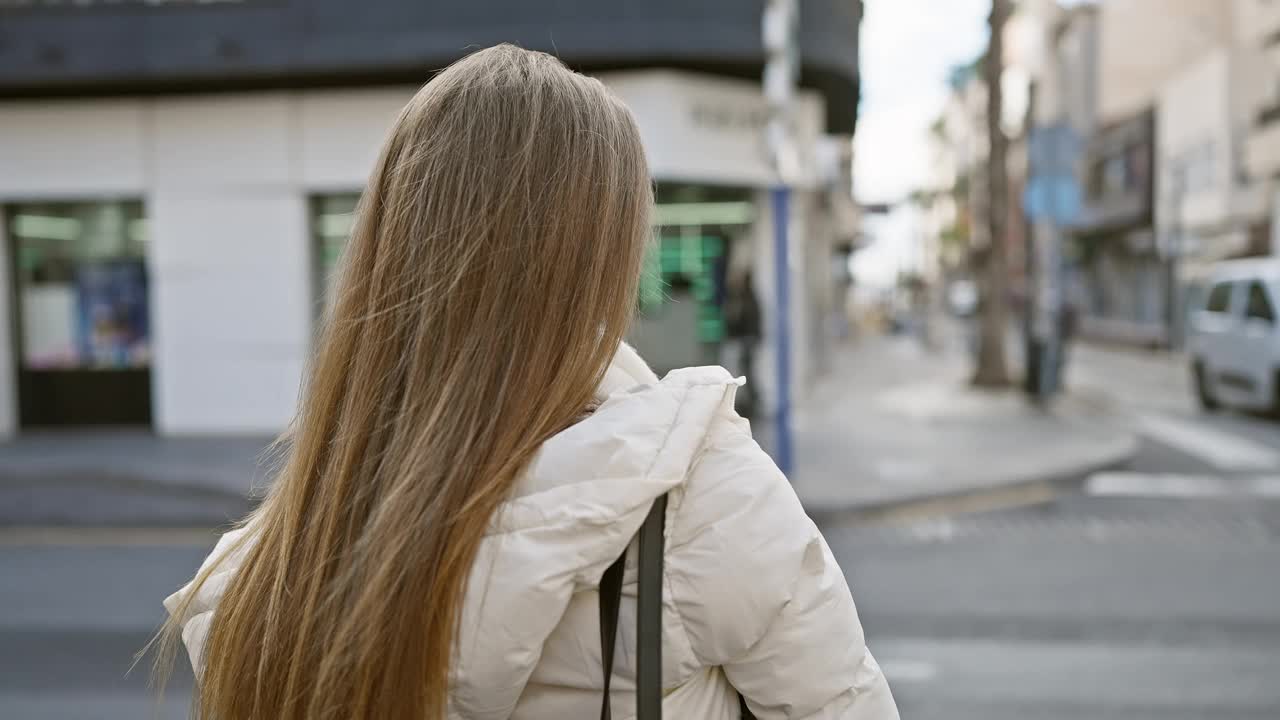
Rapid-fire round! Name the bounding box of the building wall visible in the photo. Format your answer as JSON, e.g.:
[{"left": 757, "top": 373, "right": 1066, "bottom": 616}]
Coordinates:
[
  {"left": 1234, "top": 0, "right": 1280, "bottom": 49},
  {"left": 603, "top": 71, "right": 825, "bottom": 188},
  {"left": 1056, "top": 9, "right": 1100, "bottom": 135},
  {"left": 1097, "top": 0, "right": 1233, "bottom": 124},
  {"left": 0, "top": 73, "right": 834, "bottom": 435},
  {"left": 1238, "top": 0, "right": 1280, "bottom": 253},
  {"left": 0, "top": 88, "right": 410, "bottom": 434},
  {"left": 1154, "top": 9, "right": 1272, "bottom": 269},
  {"left": 0, "top": 214, "right": 12, "bottom": 437},
  {"left": 1225, "top": 2, "right": 1272, "bottom": 234},
  {"left": 1230, "top": 2, "right": 1274, "bottom": 136},
  {"left": 1157, "top": 50, "right": 1235, "bottom": 234}
]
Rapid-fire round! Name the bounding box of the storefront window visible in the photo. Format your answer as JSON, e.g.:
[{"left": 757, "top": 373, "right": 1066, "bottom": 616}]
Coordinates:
[
  {"left": 629, "top": 184, "right": 753, "bottom": 372},
  {"left": 8, "top": 201, "right": 149, "bottom": 371},
  {"left": 639, "top": 234, "right": 726, "bottom": 343},
  {"left": 309, "top": 188, "right": 748, "bottom": 374},
  {"left": 311, "top": 194, "right": 360, "bottom": 311}
]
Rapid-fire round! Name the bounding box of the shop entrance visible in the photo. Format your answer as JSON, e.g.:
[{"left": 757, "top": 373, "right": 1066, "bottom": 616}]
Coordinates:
[
  {"left": 629, "top": 184, "right": 755, "bottom": 375},
  {"left": 7, "top": 202, "right": 152, "bottom": 427}
]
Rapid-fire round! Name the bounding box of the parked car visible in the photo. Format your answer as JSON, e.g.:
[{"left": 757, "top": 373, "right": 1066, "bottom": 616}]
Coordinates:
[{"left": 1188, "top": 259, "right": 1280, "bottom": 413}]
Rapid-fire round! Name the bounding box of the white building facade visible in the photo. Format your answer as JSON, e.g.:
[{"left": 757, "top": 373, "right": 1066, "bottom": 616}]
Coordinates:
[
  {"left": 1242, "top": 0, "right": 1280, "bottom": 252},
  {"left": 0, "top": 72, "right": 850, "bottom": 437},
  {"left": 1156, "top": 45, "right": 1269, "bottom": 280},
  {"left": 1152, "top": 0, "right": 1277, "bottom": 344}
]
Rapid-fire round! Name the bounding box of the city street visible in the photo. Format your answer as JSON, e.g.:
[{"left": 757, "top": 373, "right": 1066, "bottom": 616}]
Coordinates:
[
  {"left": 3, "top": 341, "right": 1280, "bottom": 719},
  {"left": 4, "top": 495, "right": 1278, "bottom": 718},
  {"left": 829, "top": 488, "right": 1280, "bottom": 719},
  {"left": 5, "top": 1, "right": 1280, "bottom": 718},
  {"left": 827, "top": 340, "right": 1280, "bottom": 719}
]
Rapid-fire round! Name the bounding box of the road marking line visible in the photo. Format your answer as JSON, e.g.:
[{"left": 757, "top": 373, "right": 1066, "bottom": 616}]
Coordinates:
[
  {"left": 873, "top": 458, "right": 935, "bottom": 481},
  {"left": 0, "top": 526, "right": 220, "bottom": 547},
  {"left": 1088, "top": 472, "right": 1233, "bottom": 498},
  {"left": 1087, "top": 471, "right": 1280, "bottom": 499},
  {"left": 1249, "top": 475, "right": 1280, "bottom": 499},
  {"left": 1137, "top": 414, "right": 1280, "bottom": 470},
  {"left": 852, "top": 480, "right": 1060, "bottom": 527},
  {"left": 877, "top": 659, "right": 938, "bottom": 683}
]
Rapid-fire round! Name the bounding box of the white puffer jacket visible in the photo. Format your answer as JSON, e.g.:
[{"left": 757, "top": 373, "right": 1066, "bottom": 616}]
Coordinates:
[{"left": 166, "top": 345, "right": 898, "bottom": 719}]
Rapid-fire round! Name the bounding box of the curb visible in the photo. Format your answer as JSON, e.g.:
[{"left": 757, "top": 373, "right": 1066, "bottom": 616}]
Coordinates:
[
  {"left": 0, "top": 470, "right": 258, "bottom": 501},
  {"left": 4, "top": 425, "right": 1141, "bottom": 529},
  {"left": 0, "top": 471, "right": 258, "bottom": 529},
  {"left": 0, "top": 525, "right": 222, "bottom": 546},
  {"left": 803, "top": 434, "right": 1139, "bottom": 526}
]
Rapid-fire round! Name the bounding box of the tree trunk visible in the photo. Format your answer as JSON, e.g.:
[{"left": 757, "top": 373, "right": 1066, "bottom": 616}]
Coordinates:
[{"left": 972, "top": 0, "right": 1013, "bottom": 388}]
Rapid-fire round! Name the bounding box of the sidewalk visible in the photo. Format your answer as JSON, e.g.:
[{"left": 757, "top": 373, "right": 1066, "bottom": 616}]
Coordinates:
[
  {"left": 0, "top": 333, "right": 1138, "bottom": 527},
  {"left": 1066, "top": 341, "right": 1193, "bottom": 417},
  {"left": 0, "top": 433, "right": 269, "bottom": 527},
  {"left": 780, "top": 332, "right": 1138, "bottom": 519}
]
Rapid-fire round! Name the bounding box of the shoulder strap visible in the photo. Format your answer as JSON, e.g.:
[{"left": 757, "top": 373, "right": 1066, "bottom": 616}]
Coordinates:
[
  {"left": 598, "top": 495, "right": 667, "bottom": 720},
  {"left": 600, "top": 494, "right": 755, "bottom": 720},
  {"left": 598, "top": 549, "right": 625, "bottom": 720},
  {"left": 635, "top": 493, "right": 668, "bottom": 720}
]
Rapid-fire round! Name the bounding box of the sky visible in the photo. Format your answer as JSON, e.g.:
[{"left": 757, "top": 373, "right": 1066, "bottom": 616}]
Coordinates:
[
  {"left": 855, "top": 0, "right": 992, "bottom": 205},
  {"left": 852, "top": 0, "right": 992, "bottom": 288}
]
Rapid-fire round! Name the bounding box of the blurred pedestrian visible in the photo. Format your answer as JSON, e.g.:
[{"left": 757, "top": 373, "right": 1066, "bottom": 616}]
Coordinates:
[
  {"left": 156, "top": 45, "right": 897, "bottom": 720},
  {"left": 724, "top": 270, "right": 762, "bottom": 417},
  {"left": 1057, "top": 279, "right": 1082, "bottom": 392}
]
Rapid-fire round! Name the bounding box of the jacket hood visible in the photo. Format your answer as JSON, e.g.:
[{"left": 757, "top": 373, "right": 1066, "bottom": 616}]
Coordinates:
[
  {"left": 165, "top": 343, "right": 745, "bottom": 716},
  {"left": 453, "top": 344, "right": 743, "bottom": 715}
]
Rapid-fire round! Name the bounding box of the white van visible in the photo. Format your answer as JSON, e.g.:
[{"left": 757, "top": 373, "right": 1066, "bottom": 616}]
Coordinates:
[{"left": 1188, "top": 259, "right": 1280, "bottom": 413}]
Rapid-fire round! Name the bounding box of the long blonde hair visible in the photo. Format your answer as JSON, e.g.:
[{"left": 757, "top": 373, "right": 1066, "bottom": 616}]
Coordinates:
[{"left": 156, "top": 45, "right": 651, "bottom": 719}]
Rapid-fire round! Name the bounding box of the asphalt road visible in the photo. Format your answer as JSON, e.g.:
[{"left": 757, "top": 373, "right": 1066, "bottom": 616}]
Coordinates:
[
  {"left": 819, "top": 362, "right": 1280, "bottom": 720},
  {"left": 3, "top": 343, "right": 1280, "bottom": 719},
  {"left": 0, "top": 542, "right": 204, "bottom": 719},
  {"left": 5, "top": 489, "right": 1278, "bottom": 719},
  {"left": 825, "top": 490, "right": 1280, "bottom": 720}
]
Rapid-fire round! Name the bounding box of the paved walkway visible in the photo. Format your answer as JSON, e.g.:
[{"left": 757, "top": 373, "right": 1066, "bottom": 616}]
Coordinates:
[
  {"left": 1066, "top": 342, "right": 1192, "bottom": 416},
  {"left": 0, "top": 332, "right": 1138, "bottom": 527},
  {"left": 0, "top": 433, "right": 269, "bottom": 526},
  {"left": 783, "top": 332, "right": 1137, "bottom": 517}
]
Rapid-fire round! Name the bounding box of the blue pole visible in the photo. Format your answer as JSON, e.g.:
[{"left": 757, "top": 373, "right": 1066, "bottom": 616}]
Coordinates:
[{"left": 771, "top": 186, "right": 794, "bottom": 475}]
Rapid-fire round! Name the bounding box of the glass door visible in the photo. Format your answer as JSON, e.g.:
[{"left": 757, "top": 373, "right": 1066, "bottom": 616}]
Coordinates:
[{"left": 8, "top": 201, "right": 151, "bottom": 427}]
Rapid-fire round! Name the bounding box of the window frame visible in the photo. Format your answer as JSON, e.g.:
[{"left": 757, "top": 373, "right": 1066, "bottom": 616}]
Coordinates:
[
  {"left": 1244, "top": 280, "right": 1277, "bottom": 325},
  {"left": 5, "top": 199, "right": 150, "bottom": 372},
  {"left": 1204, "top": 281, "right": 1235, "bottom": 315},
  {"left": 309, "top": 192, "right": 361, "bottom": 321}
]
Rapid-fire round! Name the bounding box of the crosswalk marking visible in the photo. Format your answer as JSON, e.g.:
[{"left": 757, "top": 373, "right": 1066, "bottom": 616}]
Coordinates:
[
  {"left": 1137, "top": 414, "right": 1280, "bottom": 471},
  {"left": 876, "top": 658, "right": 939, "bottom": 683},
  {"left": 1087, "top": 471, "right": 1280, "bottom": 499},
  {"left": 1254, "top": 475, "right": 1280, "bottom": 498}
]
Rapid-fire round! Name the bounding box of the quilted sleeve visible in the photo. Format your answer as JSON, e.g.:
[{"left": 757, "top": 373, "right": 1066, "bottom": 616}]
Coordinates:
[{"left": 665, "top": 420, "right": 899, "bottom": 720}]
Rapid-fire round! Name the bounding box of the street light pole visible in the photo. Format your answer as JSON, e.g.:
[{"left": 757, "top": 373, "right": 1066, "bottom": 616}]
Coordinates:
[{"left": 763, "top": 0, "right": 798, "bottom": 474}]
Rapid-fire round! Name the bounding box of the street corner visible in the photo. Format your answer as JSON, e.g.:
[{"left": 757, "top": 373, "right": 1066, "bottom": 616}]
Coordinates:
[
  {"left": 1052, "top": 382, "right": 1128, "bottom": 419},
  {"left": 797, "top": 401, "right": 1140, "bottom": 524},
  {"left": 1047, "top": 390, "right": 1144, "bottom": 465},
  {"left": 873, "top": 376, "right": 1045, "bottom": 424}
]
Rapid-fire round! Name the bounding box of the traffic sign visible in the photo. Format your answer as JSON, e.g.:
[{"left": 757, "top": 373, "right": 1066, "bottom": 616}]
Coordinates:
[
  {"left": 1028, "top": 123, "right": 1082, "bottom": 172},
  {"left": 1024, "top": 122, "right": 1084, "bottom": 227},
  {"left": 1023, "top": 175, "right": 1082, "bottom": 226}
]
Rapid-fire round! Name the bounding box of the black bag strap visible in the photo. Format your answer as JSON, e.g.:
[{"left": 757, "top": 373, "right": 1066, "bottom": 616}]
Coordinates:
[
  {"left": 599, "top": 494, "right": 755, "bottom": 720},
  {"left": 598, "top": 496, "right": 665, "bottom": 720},
  {"left": 599, "top": 549, "right": 625, "bottom": 720},
  {"left": 635, "top": 493, "right": 668, "bottom": 719}
]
